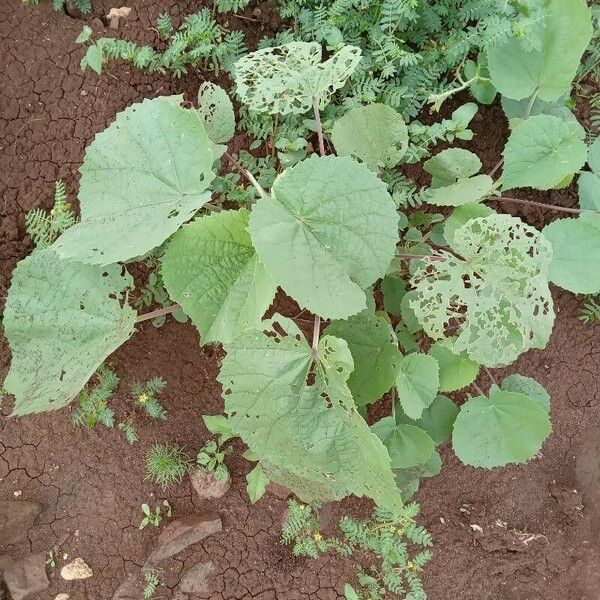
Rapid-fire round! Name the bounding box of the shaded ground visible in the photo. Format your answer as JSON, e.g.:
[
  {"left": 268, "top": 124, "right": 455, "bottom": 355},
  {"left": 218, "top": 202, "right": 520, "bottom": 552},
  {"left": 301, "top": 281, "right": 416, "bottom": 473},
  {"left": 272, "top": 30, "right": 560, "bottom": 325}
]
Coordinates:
[{"left": 1, "top": 2, "right": 599, "bottom": 599}]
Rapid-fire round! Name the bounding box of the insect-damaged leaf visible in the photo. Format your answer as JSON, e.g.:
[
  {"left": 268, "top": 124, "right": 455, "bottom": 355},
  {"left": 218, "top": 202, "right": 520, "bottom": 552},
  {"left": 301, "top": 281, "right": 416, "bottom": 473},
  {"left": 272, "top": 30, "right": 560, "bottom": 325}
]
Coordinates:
[
  {"left": 3, "top": 248, "right": 135, "bottom": 416},
  {"left": 410, "top": 214, "right": 554, "bottom": 367},
  {"left": 218, "top": 316, "right": 401, "bottom": 511},
  {"left": 54, "top": 96, "right": 215, "bottom": 265},
  {"left": 249, "top": 155, "right": 398, "bottom": 319},
  {"left": 197, "top": 82, "right": 235, "bottom": 144}
]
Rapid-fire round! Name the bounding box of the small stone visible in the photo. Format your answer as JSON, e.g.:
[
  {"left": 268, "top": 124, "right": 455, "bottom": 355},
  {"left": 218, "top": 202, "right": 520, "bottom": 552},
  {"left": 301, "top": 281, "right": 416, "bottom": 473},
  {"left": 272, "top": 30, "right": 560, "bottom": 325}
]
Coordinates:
[
  {"left": 12, "top": 491, "right": 21, "bottom": 498},
  {"left": 0, "top": 500, "right": 42, "bottom": 544},
  {"left": 178, "top": 560, "right": 216, "bottom": 597},
  {"left": 1, "top": 553, "right": 49, "bottom": 600},
  {"left": 190, "top": 470, "right": 231, "bottom": 500},
  {"left": 55, "top": 594, "right": 70, "bottom": 600},
  {"left": 60, "top": 558, "right": 93, "bottom": 580},
  {"left": 80, "top": 90, "right": 88, "bottom": 97},
  {"left": 147, "top": 513, "right": 222, "bottom": 564}
]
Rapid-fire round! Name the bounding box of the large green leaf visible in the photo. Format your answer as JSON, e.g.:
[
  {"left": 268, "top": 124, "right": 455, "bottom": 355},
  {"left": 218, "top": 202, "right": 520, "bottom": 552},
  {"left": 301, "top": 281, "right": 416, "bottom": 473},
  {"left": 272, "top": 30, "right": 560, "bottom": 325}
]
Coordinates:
[
  {"left": 502, "top": 115, "right": 587, "bottom": 191},
  {"left": 487, "top": 0, "right": 592, "bottom": 101},
  {"left": 424, "top": 149, "right": 481, "bottom": 184},
  {"left": 501, "top": 94, "right": 576, "bottom": 128},
  {"left": 542, "top": 214, "right": 600, "bottom": 293},
  {"left": 425, "top": 175, "right": 494, "bottom": 207},
  {"left": 500, "top": 375, "right": 550, "bottom": 412},
  {"left": 218, "top": 316, "right": 401, "bottom": 510},
  {"left": 443, "top": 203, "right": 494, "bottom": 245},
  {"left": 197, "top": 82, "right": 235, "bottom": 144},
  {"left": 395, "top": 353, "right": 440, "bottom": 419},
  {"left": 395, "top": 395, "right": 459, "bottom": 446},
  {"left": 234, "top": 42, "right": 361, "bottom": 115},
  {"left": 331, "top": 103, "right": 408, "bottom": 170},
  {"left": 579, "top": 172, "right": 600, "bottom": 211},
  {"left": 324, "top": 311, "right": 401, "bottom": 407},
  {"left": 371, "top": 417, "right": 435, "bottom": 469},
  {"left": 54, "top": 96, "right": 214, "bottom": 265},
  {"left": 427, "top": 343, "right": 479, "bottom": 393},
  {"left": 452, "top": 389, "right": 552, "bottom": 468},
  {"left": 3, "top": 248, "right": 136, "bottom": 416},
  {"left": 410, "top": 214, "right": 554, "bottom": 367},
  {"left": 249, "top": 155, "right": 398, "bottom": 319},
  {"left": 161, "top": 209, "right": 277, "bottom": 345}
]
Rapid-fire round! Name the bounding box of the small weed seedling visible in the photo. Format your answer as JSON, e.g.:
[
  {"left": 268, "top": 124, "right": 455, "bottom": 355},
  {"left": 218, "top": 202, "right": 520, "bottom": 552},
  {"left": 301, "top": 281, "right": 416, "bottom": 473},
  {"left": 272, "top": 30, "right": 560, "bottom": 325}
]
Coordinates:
[
  {"left": 142, "top": 567, "right": 161, "bottom": 599},
  {"left": 146, "top": 443, "right": 191, "bottom": 489},
  {"left": 139, "top": 499, "right": 171, "bottom": 529},
  {"left": 196, "top": 439, "right": 232, "bottom": 482},
  {"left": 72, "top": 366, "right": 119, "bottom": 429}
]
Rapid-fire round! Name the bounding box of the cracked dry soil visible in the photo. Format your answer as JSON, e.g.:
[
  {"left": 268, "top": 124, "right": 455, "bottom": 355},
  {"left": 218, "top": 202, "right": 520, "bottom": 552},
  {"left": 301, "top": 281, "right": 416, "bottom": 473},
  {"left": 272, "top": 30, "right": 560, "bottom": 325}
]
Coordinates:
[{"left": 1, "top": 1, "right": 600, "bottom": 599}]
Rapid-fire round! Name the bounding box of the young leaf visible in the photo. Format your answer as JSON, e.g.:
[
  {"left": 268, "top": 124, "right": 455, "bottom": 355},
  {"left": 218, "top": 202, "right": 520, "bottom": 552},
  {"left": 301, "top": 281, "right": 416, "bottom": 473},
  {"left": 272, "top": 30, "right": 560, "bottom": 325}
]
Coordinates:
[
  {"left": 161, "top": 209, "right": 277, "bottom": 344},
  {"left": 410, "top": 214, "right": 554, "bottom": 367},
  {"left": 234, "top": 42, "right": 361, "bottom": 115},
  {"left": 324, "top": 311, "right": 402, "bottom": 407},
  {"left": 424, "top": 175, "right": 494, "bottom": 207},
  {"left": 218, "top": 316, "right": 401, "bottom": 511},
  {"left": 427, "top": 343, "right": 479, "bottom": 393},
  {"left": 424, "top": 149, "right": 482, "bottom": 184},
  {"left": 452, "top": 389, "right": 551, "bottom": 468},
  {"left": 542, "top": 215, "right": 600, "bottom": 294},
  {"left": 371, "top": 417, "right": 435, "bottom": 469},
  {"left": 501, "top": 94, "right": 576, "bottom": 128},
  {"left": 500, "top": 375, "right": 550, "bottom": 412},
  {"left": 54, "top": 96, "right": 215, "bottom": 265},
  {"left": 246, "top": 464, "right": 269, "bottom": 503},
  {"left": 197, "top": 82, "right": 235, "bottom": 144},
  {"left": 578, "top": 172, "right": 600, "bottom": 211},
  {"left": 249, "top": 155, "right": 398, "bottom": 319},
  {"left": 502, "top": 115, "right": 587, "bottom": 191},
  {"left": 393, "top": 449, "right": 442, "bottom": 500},
  {"left": 331, "top": 103, "right": 408, "bottom": 170},
  {"left": 82, "top": 44, "right": 103, "bottom": 74},
  {"left": 395, "top": 353, "right": 440, "bottom": 419},
  {"left": 75, "top": 25, "right": 93, "bottom": 44},
  {"left": 381, "top": 275, "right": 406, "bottom": 316},
  {"left": 202, "top": 414, "right": 236, "bottom": 442},
  {"left": 464, "top": 54, "right": 496, "bottom": 105},
  {"left": 395, "top": 395, "right": 459, "bottom": 446},
  {"left": 443, "top": 203, "right": 494, "bottom": 245},
  {"left": 3, "top": 248, "right": 135, "bottom": 416},
  {"left": 487, "top": 0, "right": 593, "bottom": 101}
]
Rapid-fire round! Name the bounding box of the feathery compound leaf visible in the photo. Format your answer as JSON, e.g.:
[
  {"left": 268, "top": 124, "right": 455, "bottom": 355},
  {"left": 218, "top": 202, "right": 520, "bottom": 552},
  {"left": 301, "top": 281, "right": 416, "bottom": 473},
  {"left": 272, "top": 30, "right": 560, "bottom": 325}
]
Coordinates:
[
  {"left": 218, "top": 316, "right": 401, "bottom": 511},
  {"left": 3, "top": 248, "right": 135, "bottom": 416},
  {"left": 542, "top": 214, "right": 600, "bottom": 294},
  {"left": 427, "top": 343, "right": 479, "bottom": 393},
  {"left": 410, "top": 214, "right": 554, "bottom": 367},
  {"left": 197, "top": 82, "right": 235, "bottom": 144},
  {"left": 452, "top": 389, "right": 551, "bottom": 469},
  {"left": 54, "top": 96, "right": 214, "bottom": 265},
  {"left": 502, "top": 115, "right": 587, "bottom": 191},
  {"left": 395, "top": 353, "right": 439, "bottom": 420},
  {"left": 487, "top": 0, "right": 593, "bottom": 101},
  {"left": 161, "top": 209, "right": 277, "bottom": 344},
  {"left": 234, "top": 42, "right": 361, "bottom": 115},
  {"left": 331, "top": 103, "right": 408, "bottom": 170},
  {"left": 249, "top": 155, "right": 399, "bottom": 319},
  {"left": 324, "top": 311, "right": 401, "bottom": 407},
  {"left": 500, "top": 375, "right": 550, "bottom": 412}
]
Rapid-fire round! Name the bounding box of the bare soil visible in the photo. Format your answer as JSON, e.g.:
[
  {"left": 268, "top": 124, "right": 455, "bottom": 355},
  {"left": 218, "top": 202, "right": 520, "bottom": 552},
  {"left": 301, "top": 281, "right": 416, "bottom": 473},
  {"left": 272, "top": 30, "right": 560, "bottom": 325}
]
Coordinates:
[{"left": 1, "top": 2, "right": 599, "bottom": 599}]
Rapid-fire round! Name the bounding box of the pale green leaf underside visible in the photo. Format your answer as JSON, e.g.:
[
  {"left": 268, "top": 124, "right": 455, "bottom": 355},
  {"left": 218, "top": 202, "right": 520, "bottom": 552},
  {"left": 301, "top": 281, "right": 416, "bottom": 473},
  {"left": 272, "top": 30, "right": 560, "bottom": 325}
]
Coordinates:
[
  {"left": 487, "top": 0, "right": 592, "bottom": 101},
  {"left": 579, "top": 172, "right": 600, "bottom": 211},
  {"left": 501, "top": 94, "right": 576, "bottom": 127},
  {"left": 424, "top": 148, "right": 481, "bottom": 183},
  {"left": 502, "top": 115, "right": 587, "bottom": 191},
  {"left": 371, "top": 417, "right": 435, "bottom": 469},
  {"left": 54, "top": 96, "right": 214, "bottom": 265},
  {"left": 425, "top": 175, "right": 494, "bottom": 207},
  {"left": 543, "top": 215, "right": 600, "bottom": 293},
  {"left": 197, "top": 82, "right": 236, "bottom": 144},
  {"left": 161, "top": 209, "right": 277, "bottom": 345},
  {"left": 249, "top": 155, "right": 399, "bottom": 319},
  {"left": 588, "top": 137, "right": 600, "bottom": 174},
  {"left": 234, "top": 42, "right": 361, "bottom": 115},
  {"left": 452, "top": 389, "right": 551, "bottom": 468},
  {"left": 218, "top": 316, "right": 401, "bottom": 511},
  {"left": 410, "top": 214, "right": 554, "bottom": 367},
  {"left": 427, "top": 343, "right": 479, "bottom": 393},
  {"left": 324, "top": 311, "right": 401, "bottom": 407},
  {"left": 3, "top": 248, "right": 135, "bottom": 416},
  {"left": 331, "top": 103, "right": 408, "bottom": 170},
  {"left": 500, "top": 375, "right": 550, "bottom": 412},
  {"left": 246, "top": 464, "right": 269, "bottom": 503},
  {"left": 395, "top": 353, "right": 440, "bottom": 420}
]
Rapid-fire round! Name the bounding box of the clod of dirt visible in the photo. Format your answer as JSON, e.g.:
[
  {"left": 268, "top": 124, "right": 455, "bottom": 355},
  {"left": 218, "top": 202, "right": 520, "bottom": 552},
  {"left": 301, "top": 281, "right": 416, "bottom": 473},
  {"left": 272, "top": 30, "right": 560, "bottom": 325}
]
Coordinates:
[
  {"left": 111, "top": 573, "right": 143, "bottom": 599},
  {"left": 177, "top": 560, "right": 217, "bottom": 597},
  {"left": 266, "top": 482, "right": 291, "bottom": 500},
  {"left": 147, "top": 513, "right": 222, "bottom": 565},
  {"left": 64, "top": 0, "right": 87, "bottom": 19},
  {"left": 55, "top": 594, "right": 70, "bottom": 600},
  {"left": 0, "top": 500, "right": 42, "bottom": 544},
  {"left": 1, "top": 553, "right": 49, "bottom": 600},
  {"left": 60, "top": 558, "right": 93, "bottom": 580},
  {"left": 189, "top": 469, "right": 231, "bottom": 500},
  {"left": 107, "top": 7, "right": 131, "bottom": 31}
]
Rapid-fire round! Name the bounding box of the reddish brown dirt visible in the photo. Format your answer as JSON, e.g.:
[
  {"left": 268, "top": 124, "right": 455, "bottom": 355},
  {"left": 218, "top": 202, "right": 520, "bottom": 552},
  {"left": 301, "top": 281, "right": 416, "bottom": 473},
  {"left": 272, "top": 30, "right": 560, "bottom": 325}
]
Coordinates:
[{"left": 1, "top": 2, "right": 600, "bottom": 599}]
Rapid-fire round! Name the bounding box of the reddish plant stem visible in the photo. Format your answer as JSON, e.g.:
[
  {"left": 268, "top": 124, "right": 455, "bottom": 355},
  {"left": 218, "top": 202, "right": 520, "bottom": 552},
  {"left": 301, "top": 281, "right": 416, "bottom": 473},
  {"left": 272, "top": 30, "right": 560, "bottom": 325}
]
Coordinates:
[
  {"left": 136, "top": 304, "right": 181, "bottom": 323},
  {"left": 223, "top": 152, "right": 266, "bottom": 197},
  {"left": 397, "top": 253, "right": 445, "bottom": 261},
  {"left": 488, "top": 158, "right": 504, "bottom": 177},
  {"left": 489, "top": 196, "right": 589, "bottom": 215},
  {"left": 311, "top": 315, "right": 321, "bottom": 358}
]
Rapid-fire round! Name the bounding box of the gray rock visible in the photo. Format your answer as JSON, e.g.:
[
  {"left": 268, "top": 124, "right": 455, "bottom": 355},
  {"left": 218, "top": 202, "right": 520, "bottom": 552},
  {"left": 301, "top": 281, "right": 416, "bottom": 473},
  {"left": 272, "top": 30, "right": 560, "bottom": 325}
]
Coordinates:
[
  {"left": 0, "top": 500, "right": 42, "bottom": 545},
  {"left": 178, "top": 560, "right": 216, "bottom": 597},
  {"left": 1, "top": 552, "right": 49, "bottom": 600}
]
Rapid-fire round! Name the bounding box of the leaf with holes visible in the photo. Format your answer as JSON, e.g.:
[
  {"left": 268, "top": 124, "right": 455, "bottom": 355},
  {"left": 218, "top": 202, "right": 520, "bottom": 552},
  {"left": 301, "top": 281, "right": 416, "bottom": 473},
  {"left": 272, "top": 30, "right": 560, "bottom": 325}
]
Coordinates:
[
  {"left": 324, "top": 311, "right": 402, "bottom": 407},
  {"left": 197, "top": 82, "right": 235, "bottom": 144},
  {"left": 218, "top": 316, "right": 401, "bottom": 511},
  {"left": 249, "top": 155, "right": 398, "bottom": 319},
  {"left": 410, "top": 214, "right": 554, "bottom": 367},
  {"left": 161, "top": 209, "right": 277, "bottom": 344},
  {"left": 502, "top": 115, "right": 587, "bottom": 191},
  {"left": 395, "top": 353, "right": 440, "bottom": 419},
  {"left": 331, "top": 103, "right": 408, "bottom": 170},
  {"left": 452, "top": 389, "right": 551, "bottom": 468},
  {"left": 54, "top": 96, "right": 214, "bottom": 265},
  {"left": 3, "top": 248, "right": 135, "bottom": 416}
]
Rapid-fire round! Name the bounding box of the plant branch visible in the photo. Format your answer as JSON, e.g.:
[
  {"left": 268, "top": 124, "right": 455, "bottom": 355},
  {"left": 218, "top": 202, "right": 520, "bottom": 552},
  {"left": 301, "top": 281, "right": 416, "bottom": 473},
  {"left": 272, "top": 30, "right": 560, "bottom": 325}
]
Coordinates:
[
  {"left": 136, "top": 304, "right": 181, "bottom": 323},
  {"left": 488, "top": 158, "right": 504, "bottom": 177},
  {"left": 523, "top": 88, "right": 540, "bottom": 121},
  {"left": 224, "top": 152, "right": 267, "bottom": 198},
  {"left": 488, "top": 195, "right": 592, "bottom": 215},
  {"left": 312, "top": 97, "right": 326, "bottom": 157},
  {"left": 397, "top": 252, "right": 445, "bottom": 261},
  {"left": 311, "top": 315, "right": 321, "bottom": 359},
  {"left": 472, "top": 382, "right": 485, "bottom": 396},
  {"left": 483, "top": 366, "right": 497, "bottom": 385}
]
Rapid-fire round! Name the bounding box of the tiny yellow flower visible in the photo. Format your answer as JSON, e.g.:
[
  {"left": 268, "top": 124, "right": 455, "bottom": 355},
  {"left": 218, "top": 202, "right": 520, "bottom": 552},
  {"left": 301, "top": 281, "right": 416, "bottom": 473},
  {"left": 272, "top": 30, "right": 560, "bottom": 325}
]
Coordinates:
[
  {"left": 313, "top": 532, "right": 322, "bottom": 542},
  {"left": 138, "top": 392, "right": 149, "bottom": 404},
  {"left": 406, "top": 561, "right": 414, "bottom": 570}
]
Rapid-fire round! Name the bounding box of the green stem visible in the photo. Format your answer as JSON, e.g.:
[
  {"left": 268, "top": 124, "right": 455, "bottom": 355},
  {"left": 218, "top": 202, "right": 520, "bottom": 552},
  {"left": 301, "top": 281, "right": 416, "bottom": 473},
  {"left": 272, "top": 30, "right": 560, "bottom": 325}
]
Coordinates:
[
  {"left": 311, "top": 315, "right": 321, "bottom": 359},
  {"left": 223, "top": 152, "right": 267, "bottom": 198},
  {"left": 136, "top": 304, "right": 181, "bottom": 323},
  {"left": 523, "top": 88, "right": 540, "bottom": 120},
  {"left": 313, "top": 96, "right": 326, "bottom": 157},
  {"left": 428, "top": 76, "right": 479, "bottom": 111}
]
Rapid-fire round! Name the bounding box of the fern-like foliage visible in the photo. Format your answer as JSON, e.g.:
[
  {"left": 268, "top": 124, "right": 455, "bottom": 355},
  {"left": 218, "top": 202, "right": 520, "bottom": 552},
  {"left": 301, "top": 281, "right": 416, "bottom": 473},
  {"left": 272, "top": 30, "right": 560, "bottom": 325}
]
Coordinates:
[
  {"left": 72, "top": 366, "right": 119, "bottom": 429},
  {"left": 215, "top": 0, "right": 251, "bottom": 13},
  {"left": 131, "top": 377, "right": 168, "bottom": 421},
  {"left": 24, "top": 0, "right": 91, "bottom": 13},
  {"left": 580, "top": 296, "right": 600, "bottom": 324},
  {"left": 118, "top": 419, "right": 139, "bottom": 445}
]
